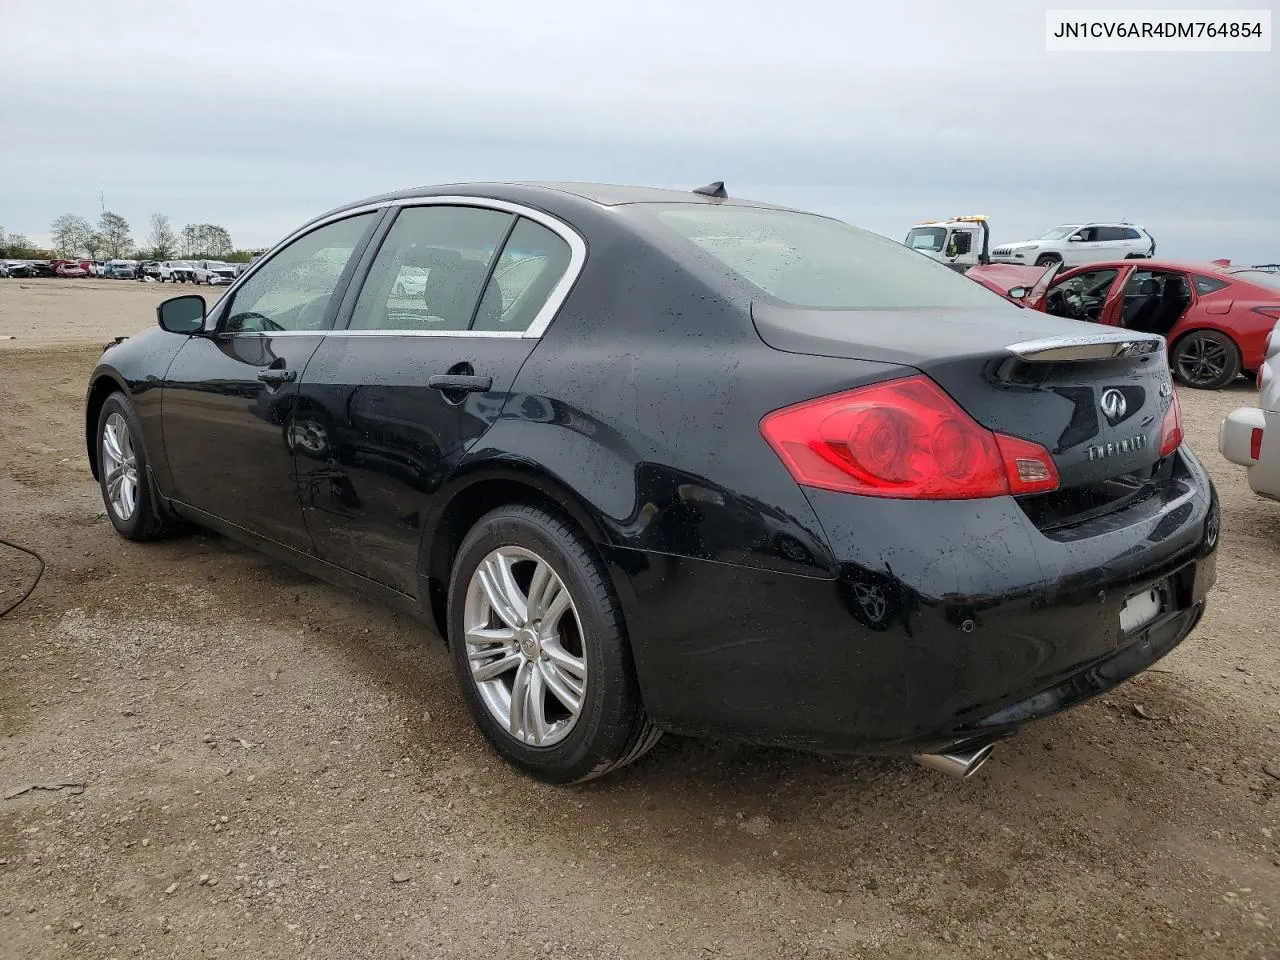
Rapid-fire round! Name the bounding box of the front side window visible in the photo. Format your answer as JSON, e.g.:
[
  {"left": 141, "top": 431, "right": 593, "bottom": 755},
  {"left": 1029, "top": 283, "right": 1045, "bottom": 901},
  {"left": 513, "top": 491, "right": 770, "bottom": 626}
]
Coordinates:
[
  {"left": 945, "top": 231, "right": 973, "bottom": 257},
  {"left": 634, "top": 204, "right": 1008, "bottom": 310},
  {"left": 347, "top": 206, "right": 513, "bottom": 332},
  {"left": 222, "top": 213, "right": 375, "bottom": 334},
  {"left": 905, "top": 227, "right": 947, "bottom": 252},
  {"left": 1046, "top": 268, "right": 1119, "bottom": 322}
]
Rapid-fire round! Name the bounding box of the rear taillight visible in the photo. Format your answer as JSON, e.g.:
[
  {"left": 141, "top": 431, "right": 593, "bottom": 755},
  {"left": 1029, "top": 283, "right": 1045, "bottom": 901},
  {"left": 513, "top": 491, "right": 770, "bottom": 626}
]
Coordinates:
[
  {"left": 1254, "top": 307, "right": 1280, "bottom": 322},
  {"left": 1159, "top": 389, "right": 1184, "bottom": 458},
  {"left": 760, "top": 375, "right": 1060, "bottom": 500},
  {"left": 1251, "top": 427, "right": 1264, "bottom": 461}
]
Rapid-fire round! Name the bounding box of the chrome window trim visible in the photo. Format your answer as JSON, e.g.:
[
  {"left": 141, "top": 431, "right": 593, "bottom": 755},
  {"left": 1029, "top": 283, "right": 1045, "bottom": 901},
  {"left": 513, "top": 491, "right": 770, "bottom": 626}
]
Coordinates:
[{"left": 213, "top": 196, "right": 586, "bottom": 340}]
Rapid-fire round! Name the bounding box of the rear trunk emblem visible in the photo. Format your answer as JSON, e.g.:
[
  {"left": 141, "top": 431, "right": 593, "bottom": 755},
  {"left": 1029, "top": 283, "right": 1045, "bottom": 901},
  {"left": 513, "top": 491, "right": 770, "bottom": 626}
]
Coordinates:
[{"left": 1100, "top": 389, "right": 1127, "bottom": 422}]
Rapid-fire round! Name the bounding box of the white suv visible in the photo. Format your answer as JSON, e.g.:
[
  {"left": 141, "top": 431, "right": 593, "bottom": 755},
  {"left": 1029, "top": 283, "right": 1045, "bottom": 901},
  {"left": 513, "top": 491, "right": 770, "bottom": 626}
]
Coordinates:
[
  {"left": 1220, "top": 318, "right": 1280, "bottom": 502},
  {"left": 990, "top": 223, "right": 1155, "bottom": 269}
]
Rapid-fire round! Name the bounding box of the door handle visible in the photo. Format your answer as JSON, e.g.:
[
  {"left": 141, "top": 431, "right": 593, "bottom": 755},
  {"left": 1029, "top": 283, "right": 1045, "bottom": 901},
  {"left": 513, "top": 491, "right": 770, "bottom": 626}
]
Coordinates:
[
  {"left": 258, "top": 368, "right": 297, "bottom": 384},
  {"left": 428, "top": 374, "right": 492, "bottom": 393}
]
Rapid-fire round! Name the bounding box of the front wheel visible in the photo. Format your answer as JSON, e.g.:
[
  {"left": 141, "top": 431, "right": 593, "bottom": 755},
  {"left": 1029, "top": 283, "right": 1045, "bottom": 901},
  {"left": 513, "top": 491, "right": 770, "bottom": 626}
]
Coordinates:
[
  {"left": 1035, "top": 254, "right": 1063, "bottom": 268},
  {"left": 1171, "top": 331, "right": 1241, "bottom": 389},
  {"left": 96, "top": 393, "right": 183, "bottom": 541},
  {"left": 447, "top": 506, "right": 660, "bottom": 784}
]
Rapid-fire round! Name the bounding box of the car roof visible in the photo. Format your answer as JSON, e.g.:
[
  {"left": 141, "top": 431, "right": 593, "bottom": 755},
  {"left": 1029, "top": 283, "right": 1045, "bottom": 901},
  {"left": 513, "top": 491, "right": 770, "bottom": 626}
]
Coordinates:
[
  {"left": 1065, "top": 258, "right": 1232, "bottom": 274},
  {"left": 307, "top": 180, "right": 798, "bottom": 229}
]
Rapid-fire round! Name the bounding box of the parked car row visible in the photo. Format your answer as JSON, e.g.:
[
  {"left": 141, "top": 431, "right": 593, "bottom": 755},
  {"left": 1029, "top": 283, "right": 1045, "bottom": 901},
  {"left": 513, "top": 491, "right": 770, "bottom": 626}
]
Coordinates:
[{"left": 1, "top": 257, "right": 255, "bottom": 282}]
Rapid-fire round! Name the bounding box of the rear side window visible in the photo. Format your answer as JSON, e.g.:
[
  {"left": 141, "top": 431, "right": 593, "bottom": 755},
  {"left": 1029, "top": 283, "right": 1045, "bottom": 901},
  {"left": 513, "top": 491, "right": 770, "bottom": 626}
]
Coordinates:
[
  {"left": 1095, "top": 227, "right": 1125, "bottom": 242},
  {"left": 1193, "top": 275, "right": 1230, "bottom": 295},
  {"left": 347, "top": 205, "right": 514, "bottom": 332},
  {"left": 639, "top": 205, "right": 1008, "bottom": 309},
  {"left": 1122, "top": 227, "right": 1143, "bottom": 240},
  {"left": 472, "top": 218, "right": 573, "bottom": 333}
]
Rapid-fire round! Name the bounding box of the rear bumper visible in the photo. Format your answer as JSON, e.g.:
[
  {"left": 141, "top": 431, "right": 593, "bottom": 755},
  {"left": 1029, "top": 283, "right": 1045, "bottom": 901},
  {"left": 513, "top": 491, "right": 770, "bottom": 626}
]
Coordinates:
[
  {"left": 1219, "top": 405, "right": 1280, "bottom": 501},
  {"left": 608, "top": 448, "right": 1218, "bottom": 753}
]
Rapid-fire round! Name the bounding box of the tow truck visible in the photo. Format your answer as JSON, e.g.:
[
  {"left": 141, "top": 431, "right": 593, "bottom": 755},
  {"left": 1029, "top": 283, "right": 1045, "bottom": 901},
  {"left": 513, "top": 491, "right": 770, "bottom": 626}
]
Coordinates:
[{"left": 903, "top": 215, "right": 992, "bottom": 272}]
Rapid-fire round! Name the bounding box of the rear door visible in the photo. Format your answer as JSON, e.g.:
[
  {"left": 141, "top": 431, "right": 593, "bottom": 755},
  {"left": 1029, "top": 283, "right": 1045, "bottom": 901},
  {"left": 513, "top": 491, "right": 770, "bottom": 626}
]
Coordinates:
[
  {"left": 160, "top": 211, "right": 382, "bottom": 551},
  {"left": 294, "top": 201, "right": 580, "bottom": 594}
]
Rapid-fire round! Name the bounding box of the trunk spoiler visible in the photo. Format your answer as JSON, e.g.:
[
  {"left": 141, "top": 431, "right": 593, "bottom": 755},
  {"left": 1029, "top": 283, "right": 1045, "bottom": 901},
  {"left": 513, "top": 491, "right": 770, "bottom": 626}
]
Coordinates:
[{"left": 1005, "top": 331, "right": 1165, "bottom": 363}]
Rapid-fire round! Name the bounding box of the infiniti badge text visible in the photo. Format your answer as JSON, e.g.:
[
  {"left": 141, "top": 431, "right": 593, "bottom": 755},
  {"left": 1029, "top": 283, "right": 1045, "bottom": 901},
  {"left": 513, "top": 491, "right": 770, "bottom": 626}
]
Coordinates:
[{"left": 1087, "top": 433, "right": 1148, "bottom": 461}]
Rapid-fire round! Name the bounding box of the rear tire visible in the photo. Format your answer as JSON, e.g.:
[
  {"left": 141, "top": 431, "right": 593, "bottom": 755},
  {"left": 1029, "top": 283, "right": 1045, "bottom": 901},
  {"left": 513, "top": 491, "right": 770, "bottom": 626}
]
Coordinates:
[
  {"left": 447, "top": 505, "right": 660, "bottom": 784},
  {"left": 96, "top": 393, "right": 184, "bottom": 541},
  {"left": 1171, "top": 330, "right": 1241, "bottom": 390}
]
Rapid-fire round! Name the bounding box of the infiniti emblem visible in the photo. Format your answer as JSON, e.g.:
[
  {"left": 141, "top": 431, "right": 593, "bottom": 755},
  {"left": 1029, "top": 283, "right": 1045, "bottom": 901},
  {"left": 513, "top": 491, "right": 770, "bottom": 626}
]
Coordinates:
[{"left": 1100, "top": 388, "right": 1127, "bottom": 422}]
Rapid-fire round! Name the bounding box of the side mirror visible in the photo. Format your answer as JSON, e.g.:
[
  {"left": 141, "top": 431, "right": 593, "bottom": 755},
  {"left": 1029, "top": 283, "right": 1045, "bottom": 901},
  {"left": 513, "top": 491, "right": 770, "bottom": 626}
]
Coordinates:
[
  {"left": 1008, "top": 286, "right": 1029, "bottom": 299},
  {"left": 157, "top": 294, "right": 206, "bottom": 334}
]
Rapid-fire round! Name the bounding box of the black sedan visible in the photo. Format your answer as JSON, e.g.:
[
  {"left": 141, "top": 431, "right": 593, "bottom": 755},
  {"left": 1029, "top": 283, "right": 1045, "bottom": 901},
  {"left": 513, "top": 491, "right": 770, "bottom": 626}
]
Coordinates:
[{"left": 84, "top": 181, "right": 1219, "bottom": 784}]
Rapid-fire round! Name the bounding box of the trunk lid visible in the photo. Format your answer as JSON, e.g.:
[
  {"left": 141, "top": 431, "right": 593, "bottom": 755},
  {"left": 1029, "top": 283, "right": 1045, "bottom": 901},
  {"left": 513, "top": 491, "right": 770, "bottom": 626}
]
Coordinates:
[{"left": 751, "top": 301, "right": 1175, "bottom": 515}]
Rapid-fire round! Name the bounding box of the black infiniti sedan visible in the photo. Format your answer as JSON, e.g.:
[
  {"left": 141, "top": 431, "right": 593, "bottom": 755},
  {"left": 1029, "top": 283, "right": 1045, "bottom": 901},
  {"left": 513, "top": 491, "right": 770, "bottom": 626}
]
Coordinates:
[{"left": 84, "top": 181, "right": 1219, "bottom": 784}]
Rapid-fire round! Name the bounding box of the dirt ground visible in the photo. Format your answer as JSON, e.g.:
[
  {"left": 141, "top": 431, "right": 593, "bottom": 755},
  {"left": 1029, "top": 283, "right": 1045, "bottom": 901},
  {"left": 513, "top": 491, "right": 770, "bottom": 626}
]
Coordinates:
[{"left": 1, "top": 278, "right": 1278, "bottom": 959}]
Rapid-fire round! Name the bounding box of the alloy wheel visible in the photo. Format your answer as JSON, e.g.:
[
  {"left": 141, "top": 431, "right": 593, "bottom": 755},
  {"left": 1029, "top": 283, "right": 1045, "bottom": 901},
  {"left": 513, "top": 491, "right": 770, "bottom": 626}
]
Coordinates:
[
  {"left": 1177, "top": 335, "right": 1228, "bottom": 387},
  {"left": 463, "top": 546, "right": 587, "bottom": 748},
  {"left": 101, "top": 412, "right": 139, "bottom": 521}
]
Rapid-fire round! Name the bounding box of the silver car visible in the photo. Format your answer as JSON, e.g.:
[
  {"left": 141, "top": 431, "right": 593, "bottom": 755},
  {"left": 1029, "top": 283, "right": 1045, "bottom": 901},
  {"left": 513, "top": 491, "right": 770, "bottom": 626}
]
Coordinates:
[{"left": 1220, "top": 318, "right": 1280, "bottom": 501}]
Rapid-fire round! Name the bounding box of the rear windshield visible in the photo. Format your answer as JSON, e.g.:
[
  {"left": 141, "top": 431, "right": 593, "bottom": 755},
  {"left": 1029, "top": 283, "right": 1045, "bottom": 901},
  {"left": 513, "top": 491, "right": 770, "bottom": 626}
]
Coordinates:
[
  {"left": 1230, "top": 269, "right": 1280, "bottom": 292},
  {"left": 635, "top": 204, "right": 1006, "bottom": 309}
]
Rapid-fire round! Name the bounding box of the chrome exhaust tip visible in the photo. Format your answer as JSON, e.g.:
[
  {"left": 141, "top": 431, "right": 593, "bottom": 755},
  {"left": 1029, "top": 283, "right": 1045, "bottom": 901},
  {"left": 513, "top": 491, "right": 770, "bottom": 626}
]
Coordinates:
[{"left": 912, "top": 743, "right": 996, "bottom": 779}]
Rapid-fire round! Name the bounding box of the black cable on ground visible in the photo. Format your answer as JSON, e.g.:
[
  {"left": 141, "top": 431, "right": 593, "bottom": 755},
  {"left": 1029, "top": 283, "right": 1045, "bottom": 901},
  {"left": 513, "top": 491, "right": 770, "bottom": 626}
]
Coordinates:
[{"left": 0, "top": 537, "right": 45, "bottom": 618}]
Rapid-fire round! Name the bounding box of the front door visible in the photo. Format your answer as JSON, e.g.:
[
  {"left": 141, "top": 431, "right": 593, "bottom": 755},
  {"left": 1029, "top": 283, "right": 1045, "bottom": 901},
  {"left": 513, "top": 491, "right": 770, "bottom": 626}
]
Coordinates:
[
  {"left": 161, "top": 211, "right": 381, "bottom": 551},
  {"left": 294, "top": 203, "right": 576, "bottom": 593}
]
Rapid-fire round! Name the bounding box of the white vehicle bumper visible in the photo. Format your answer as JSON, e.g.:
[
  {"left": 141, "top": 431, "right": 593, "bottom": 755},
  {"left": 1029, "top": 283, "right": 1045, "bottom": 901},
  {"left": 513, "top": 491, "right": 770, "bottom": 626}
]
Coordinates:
[{"left": 1219, "top": 405, "right": 1280, "bottom": 501}]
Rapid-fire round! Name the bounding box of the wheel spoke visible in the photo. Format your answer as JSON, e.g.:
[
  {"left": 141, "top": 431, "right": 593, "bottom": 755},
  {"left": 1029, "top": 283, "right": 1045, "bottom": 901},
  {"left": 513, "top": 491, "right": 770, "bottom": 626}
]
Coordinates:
[
  {"left": 465, "top": 625, "right": 517, "bottom": 650},
  {"left": 539, "top": 659, "right": 583, "bottom": 713},
  {"left": 541, "top": 638, "right": 586, "bottom": 682},
  {"left": 541, "top": 584, "right": 571, "bottom": 632},
  {"left": 525, "top": 661, "right": 549, "bottom": 745},
  {"left": 472, "top": 650, "right": 522, "bottom": 683},
  {"left": 508, "top": 659, "right": 532, "bottom": 738},
  {"left": 525, "top": 561, "right": 553, "bottom": 622},
  {"left": 102, "top": 423, "right": 123, "bottom": 464},
  {"left": 477, "top": 554, "right": 527, "bottom": 629}
]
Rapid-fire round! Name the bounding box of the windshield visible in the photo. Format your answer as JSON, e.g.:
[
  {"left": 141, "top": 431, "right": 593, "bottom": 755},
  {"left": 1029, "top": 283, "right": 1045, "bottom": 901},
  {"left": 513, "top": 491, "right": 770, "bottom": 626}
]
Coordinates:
[
  {"left": 1039, "top": 225, "right": 1078, "bottom": 240},
  {"left": 634, "top": 204, "right": 1009, "bottom": 309},
  {"left": 905, "top": 227, "right": 947, "bottom": 252},
  {"left": 1231, "top": 269, "right": 1280, "bottom": 292}
]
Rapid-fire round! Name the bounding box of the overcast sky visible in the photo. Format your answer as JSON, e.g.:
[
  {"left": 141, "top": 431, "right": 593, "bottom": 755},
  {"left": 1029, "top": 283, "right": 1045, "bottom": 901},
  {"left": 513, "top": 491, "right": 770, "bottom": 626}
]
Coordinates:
[{"left": 1, "top": 0, "right": 1276, "bottom": 261}]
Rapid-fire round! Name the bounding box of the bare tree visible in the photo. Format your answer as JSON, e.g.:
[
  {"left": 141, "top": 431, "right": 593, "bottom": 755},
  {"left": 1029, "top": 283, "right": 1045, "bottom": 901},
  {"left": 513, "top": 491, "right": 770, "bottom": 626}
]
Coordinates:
[
  {"left": 147, "top": 214, "right": 178, "bottom": 260},
  {"left": 97, "top": 211, "right": 134, "bottom": 259},
  {"left": 50, "top": 214, "right": 94, "bottom": 257},
  {"left": 181, "top": 223, "right": 234, "bottom": 258}
]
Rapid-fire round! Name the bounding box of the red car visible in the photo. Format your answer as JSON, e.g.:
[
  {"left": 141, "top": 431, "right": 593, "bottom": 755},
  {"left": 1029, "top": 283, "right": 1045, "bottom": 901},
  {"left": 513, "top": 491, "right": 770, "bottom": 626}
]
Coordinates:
[
  {"left": 970, "top": 259, "right": 1280, "bottom": 389},
  {"left": 54, "top": 261, "right": 89, "bottom": 278}
]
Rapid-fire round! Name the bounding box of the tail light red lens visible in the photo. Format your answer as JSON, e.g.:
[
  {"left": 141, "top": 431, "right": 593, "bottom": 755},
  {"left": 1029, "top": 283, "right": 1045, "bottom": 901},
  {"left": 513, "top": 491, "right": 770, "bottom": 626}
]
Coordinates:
[
  {"left": 1159, "top": 389, "right": 1184, "bottom": 458},
  {"left": 1251, "top": 427, "right": 1264, "bottom": 461},
  {"left": 760, "top": 375, "right": 1059, "bottom": 500}
]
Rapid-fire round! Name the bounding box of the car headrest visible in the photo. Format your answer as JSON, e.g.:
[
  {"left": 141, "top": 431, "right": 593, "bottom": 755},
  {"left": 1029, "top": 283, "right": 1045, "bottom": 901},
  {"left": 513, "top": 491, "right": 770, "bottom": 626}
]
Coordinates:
[{"left": 1138, "top": 278, "right": 1159, "bottom": 296}]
